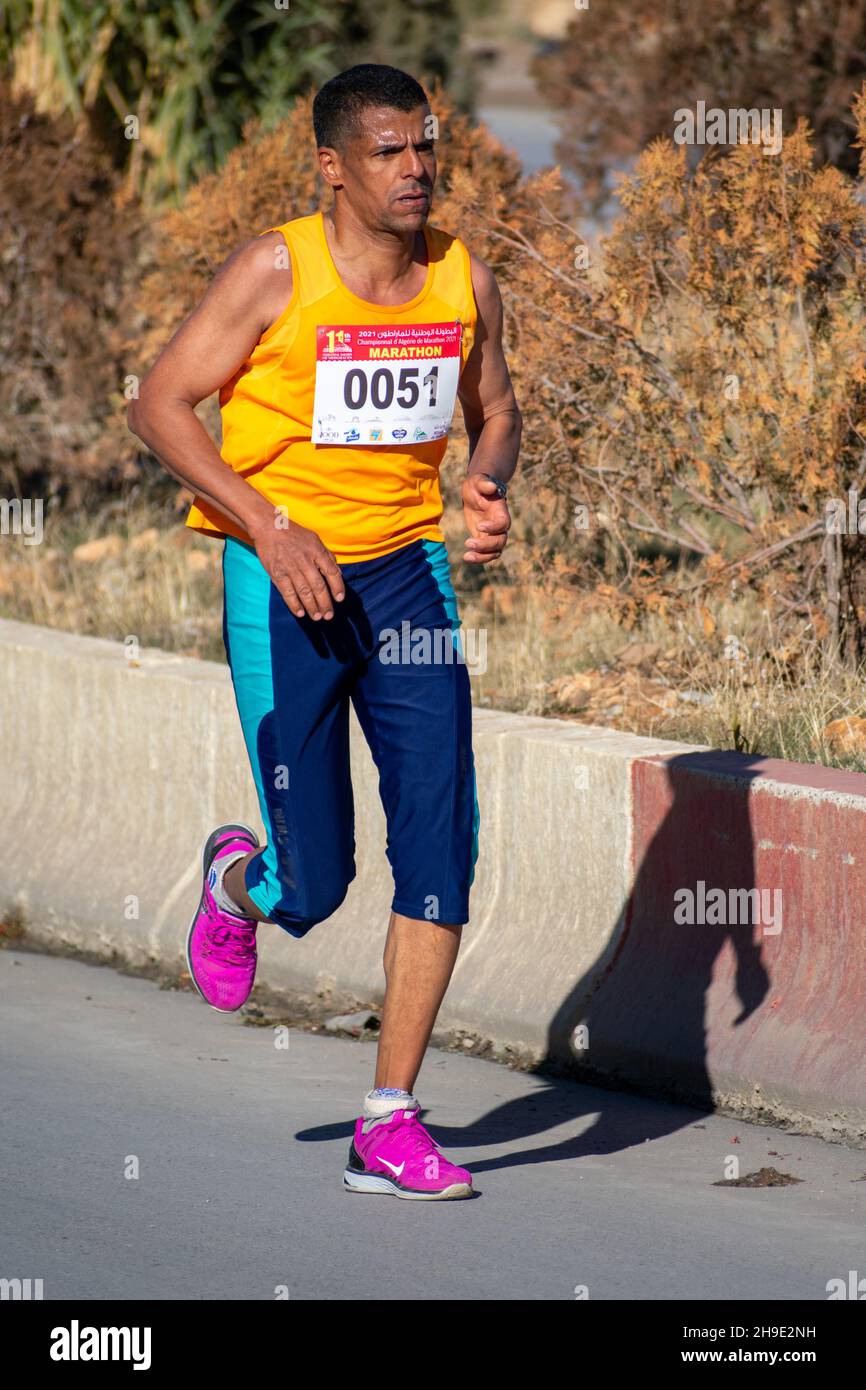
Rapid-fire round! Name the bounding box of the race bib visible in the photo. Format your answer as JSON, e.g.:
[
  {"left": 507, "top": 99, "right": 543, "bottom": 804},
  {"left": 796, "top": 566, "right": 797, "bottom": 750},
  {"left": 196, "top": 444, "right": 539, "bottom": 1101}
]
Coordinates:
[{"left": 311, "top": 322, "right": 462, "bottom": 446}]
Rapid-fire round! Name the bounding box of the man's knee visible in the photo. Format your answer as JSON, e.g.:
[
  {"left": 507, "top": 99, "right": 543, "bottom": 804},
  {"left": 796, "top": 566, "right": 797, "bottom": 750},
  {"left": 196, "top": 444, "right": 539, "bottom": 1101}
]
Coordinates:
[
  {"left": 306, "top": 873, "right": 353, "bottom": 927},
  {"left": 268, "top": 870, "right": 354, "bottom": 936}
]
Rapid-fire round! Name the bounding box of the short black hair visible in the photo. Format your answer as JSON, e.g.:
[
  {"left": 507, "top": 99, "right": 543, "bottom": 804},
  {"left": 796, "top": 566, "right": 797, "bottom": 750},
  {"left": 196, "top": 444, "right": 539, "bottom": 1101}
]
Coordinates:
[{"left": 313, "top": 64, "right": 429, "bottom": 149}]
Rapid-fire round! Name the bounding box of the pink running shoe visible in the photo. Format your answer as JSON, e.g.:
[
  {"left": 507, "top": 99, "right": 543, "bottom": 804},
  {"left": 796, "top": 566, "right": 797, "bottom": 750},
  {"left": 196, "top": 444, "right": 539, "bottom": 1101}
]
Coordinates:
[
  {"left": 185, "top": 823, "right": 260, "bottom": 1013},
  {"left": 343, "top": 1108, "right": 473, "bottom": 1200}
]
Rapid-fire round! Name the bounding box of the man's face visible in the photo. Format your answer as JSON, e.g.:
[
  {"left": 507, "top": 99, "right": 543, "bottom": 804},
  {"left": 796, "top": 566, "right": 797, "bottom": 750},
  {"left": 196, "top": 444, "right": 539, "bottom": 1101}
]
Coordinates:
[{"left": 319, "top": 103, "right": 437, "bottom": 233}]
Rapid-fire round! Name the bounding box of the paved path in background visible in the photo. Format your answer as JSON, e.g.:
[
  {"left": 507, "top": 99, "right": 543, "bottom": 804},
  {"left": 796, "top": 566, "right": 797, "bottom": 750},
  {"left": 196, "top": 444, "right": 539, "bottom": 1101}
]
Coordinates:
[{"left": 2, "top": 950, "right": 865, "bottom": 1301}]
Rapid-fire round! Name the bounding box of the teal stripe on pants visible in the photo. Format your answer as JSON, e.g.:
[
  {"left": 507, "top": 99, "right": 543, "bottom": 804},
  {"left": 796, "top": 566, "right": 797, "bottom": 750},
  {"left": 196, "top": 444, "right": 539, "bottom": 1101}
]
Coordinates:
[
  {"left": 221, "top": 536, "right": 288, "bottom": 928},
  {"left": 421, "top": 538, "right": 481, "bottom": 886}
]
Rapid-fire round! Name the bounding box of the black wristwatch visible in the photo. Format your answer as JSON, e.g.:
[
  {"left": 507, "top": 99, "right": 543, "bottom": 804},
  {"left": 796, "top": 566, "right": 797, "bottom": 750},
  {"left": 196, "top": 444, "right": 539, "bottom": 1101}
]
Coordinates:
[{"left": 478, "top": 472, "right": 509, "bottom": 499}]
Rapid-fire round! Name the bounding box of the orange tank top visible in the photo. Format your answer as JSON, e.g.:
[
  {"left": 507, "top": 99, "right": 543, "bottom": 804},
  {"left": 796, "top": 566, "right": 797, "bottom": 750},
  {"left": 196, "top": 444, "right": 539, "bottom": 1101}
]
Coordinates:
[{"left": 185, "top": 211, "right": 477, "bottom": 562}]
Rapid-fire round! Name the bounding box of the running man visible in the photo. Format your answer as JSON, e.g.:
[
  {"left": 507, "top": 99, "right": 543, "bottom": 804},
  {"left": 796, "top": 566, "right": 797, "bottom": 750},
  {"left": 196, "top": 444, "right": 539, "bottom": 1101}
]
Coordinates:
[{"left": 128, "top": 64, "right": 521, "bottom": 1200}]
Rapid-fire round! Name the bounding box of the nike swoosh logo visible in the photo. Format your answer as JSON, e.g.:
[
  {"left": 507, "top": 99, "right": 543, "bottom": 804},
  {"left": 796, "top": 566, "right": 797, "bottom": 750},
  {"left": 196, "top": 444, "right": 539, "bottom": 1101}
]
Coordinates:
[{"left": 376, "top": 1156, "right": 405, "bottom": 1177}]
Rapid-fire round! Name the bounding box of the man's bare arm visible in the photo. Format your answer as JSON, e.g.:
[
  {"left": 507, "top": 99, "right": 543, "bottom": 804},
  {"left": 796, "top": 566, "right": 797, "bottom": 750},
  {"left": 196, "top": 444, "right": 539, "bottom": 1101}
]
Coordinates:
[
  {"left": 127, "top": 234, "right": 345, "bottom": 620},
  {"left": 457, "top": 255, "right": 521, "bottom": 564},
  {"left": 127, "top": 233, "right": 291, "bottom": 536}
]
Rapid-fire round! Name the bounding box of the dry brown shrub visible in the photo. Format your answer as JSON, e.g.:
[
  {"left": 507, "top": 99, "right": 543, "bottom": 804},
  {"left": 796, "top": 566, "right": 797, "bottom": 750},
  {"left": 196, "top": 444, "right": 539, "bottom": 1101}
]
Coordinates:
[
  {"left": 123, "top": 81, "right": 866, "bottom": 666},
  {"left": 0, "top": 83, "right": 143, "bottom": 500}
]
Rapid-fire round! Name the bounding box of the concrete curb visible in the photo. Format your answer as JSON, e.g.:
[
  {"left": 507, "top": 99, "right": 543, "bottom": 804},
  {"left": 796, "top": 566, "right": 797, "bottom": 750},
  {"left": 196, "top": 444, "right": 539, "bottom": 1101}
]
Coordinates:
[{"left": 2, "top": 617, "right": 865, "bottom": 1141}]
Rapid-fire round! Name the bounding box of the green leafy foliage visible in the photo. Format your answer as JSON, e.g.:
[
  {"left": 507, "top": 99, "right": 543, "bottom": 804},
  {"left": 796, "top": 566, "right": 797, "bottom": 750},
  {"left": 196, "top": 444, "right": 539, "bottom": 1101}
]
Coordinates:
[{"left": 1, "top": 0, "right": 473, "bottom": 204}]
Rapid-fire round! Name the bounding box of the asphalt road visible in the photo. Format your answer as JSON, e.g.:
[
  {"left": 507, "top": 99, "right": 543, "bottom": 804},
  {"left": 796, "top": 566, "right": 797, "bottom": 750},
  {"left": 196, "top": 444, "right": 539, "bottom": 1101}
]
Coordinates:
[{"left": 2, "top": 950, "right": 865, "bottom": 1301}]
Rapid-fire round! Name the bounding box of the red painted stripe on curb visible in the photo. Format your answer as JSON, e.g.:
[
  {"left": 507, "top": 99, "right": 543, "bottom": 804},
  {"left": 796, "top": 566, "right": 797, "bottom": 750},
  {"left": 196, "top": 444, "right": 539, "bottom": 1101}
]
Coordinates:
[
  {"left": 571, "top": 751, "right": 866, "bottom": 1133},
  {"left": 637, "top": 749, "right": 866, "bottom": 799}
]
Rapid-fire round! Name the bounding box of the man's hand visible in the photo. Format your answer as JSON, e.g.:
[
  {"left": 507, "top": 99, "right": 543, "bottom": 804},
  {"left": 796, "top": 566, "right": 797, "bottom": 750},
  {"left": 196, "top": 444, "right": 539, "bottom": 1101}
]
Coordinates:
[
  {"left": 462, "top": 474, "right": 511, "bottom": 565},
  {"left": 457, "top": 254, "right": 519, "bottom": 564},
  {"left": 250, "top": 513, "right": 345, "bottom": 620}
]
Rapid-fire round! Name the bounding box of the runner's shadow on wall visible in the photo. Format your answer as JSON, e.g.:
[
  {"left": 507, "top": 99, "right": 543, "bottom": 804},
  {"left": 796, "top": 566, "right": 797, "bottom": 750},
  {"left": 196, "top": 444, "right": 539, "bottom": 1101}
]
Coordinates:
[{"left": 441, "top": 751, "right": 773, "bottom": 1173}]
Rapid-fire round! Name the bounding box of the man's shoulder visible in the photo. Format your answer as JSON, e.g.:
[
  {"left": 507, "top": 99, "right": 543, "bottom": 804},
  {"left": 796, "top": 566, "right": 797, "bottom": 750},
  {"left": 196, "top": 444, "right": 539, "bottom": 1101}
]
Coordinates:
[
  {"left": 209, "top": 224, "right": 298, "bottom": 330},
  {"left": 232, "top": 211, "right": 319, "bottom": 263},
  {"left": 426, "top": 222, "right": 476, "bottom": 285},
  {"left": 426, "top": 221, "right": 465, "bottom": 254},
  {"left": 262, "top": 210, "right": 321, "bottom": 237},
  {"left": 426, "top": 224, "right": 493, "bottom": 282}
]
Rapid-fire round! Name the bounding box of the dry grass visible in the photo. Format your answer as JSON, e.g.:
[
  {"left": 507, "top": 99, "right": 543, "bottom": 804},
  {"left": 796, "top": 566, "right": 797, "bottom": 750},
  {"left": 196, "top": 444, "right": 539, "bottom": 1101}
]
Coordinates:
[
  {"left": 3, "top": 481, "right": 866, "bottom": 773},
  {"left": 0, "top": 484, "right": 225, "bottom": 661},
  {"left": 441, "top": 506, "right": 866, "bottom": 772}
]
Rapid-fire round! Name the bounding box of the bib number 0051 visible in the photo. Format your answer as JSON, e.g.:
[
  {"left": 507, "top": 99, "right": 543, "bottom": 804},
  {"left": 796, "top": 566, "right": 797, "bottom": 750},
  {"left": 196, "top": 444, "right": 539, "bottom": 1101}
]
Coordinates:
[
  {"left": 312, "top": 322, "right": 462, "bottom": 447},
  {"left": 343, "top": 364, "right": 440, "bottom": 411}
]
